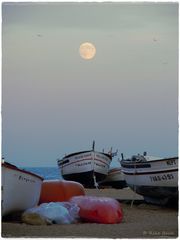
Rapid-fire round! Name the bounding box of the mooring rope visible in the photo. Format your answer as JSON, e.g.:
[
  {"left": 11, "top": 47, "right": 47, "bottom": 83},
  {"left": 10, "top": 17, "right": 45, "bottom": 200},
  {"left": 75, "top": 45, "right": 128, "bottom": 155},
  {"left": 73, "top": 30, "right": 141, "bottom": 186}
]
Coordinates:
[
  {"left": 131, "top": 161, "right": 137, "bottom": 208},
  {"left": 93, "top": 173, "right": 99, "bottom": 189}
]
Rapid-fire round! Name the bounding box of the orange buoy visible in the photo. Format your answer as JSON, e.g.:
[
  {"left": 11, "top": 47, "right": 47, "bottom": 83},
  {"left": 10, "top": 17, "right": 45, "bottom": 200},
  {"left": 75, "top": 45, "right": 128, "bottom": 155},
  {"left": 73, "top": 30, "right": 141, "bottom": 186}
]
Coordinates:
[
  {"left": 39, "top": 180, "right": 85, "bottom": 204},
  {"left": 70, "top": 196, "right": 123, "bottom": 224}
]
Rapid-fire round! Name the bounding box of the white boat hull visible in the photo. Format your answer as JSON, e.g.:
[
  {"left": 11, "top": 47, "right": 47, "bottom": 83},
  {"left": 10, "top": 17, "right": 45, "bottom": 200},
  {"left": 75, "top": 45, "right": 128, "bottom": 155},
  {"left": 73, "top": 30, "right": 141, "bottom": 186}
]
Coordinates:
[
  {"left": 2, "top": 162, "right": 43, "bottom": 216},
  {"left": 99, "top": 168, "right": 127, "bottom": 189},
  {"left": 122, "top": 168, "right": 178, "bottom": 187},
  {"left": 57, "top": 151, "right": 112, "bottom": 187},
  {"left": 121, "top": 157, "right": 178, "bottom": 201}
]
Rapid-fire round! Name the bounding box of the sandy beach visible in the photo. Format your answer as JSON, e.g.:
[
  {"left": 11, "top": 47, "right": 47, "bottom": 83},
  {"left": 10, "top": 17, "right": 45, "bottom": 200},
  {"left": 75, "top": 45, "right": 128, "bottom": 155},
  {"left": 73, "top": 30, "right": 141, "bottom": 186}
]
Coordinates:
[{"left": 2, "top": 188, "right": 178, "bottom": 238}]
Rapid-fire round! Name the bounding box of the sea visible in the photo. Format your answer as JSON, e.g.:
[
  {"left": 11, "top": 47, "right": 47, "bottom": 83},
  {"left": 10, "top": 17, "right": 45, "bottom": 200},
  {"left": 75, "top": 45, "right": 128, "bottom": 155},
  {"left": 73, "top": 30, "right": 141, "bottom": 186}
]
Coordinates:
[{"left": 24, "top": 167, "right": 63, "bottom": 180}]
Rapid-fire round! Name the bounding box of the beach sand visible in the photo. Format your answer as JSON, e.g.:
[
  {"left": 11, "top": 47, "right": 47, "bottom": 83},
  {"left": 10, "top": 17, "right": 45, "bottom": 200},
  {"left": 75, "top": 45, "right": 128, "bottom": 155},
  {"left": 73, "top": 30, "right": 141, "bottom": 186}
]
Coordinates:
[{"left": 2, "top": 188, "right": 178, "bottom": 238}]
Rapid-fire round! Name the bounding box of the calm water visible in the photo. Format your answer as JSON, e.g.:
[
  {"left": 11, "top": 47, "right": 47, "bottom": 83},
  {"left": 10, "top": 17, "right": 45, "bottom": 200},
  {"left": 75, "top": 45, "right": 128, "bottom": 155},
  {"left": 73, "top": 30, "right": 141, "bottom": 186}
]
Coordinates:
[{"left": 24, "top": 167, "right": 62, "bottom": 180}]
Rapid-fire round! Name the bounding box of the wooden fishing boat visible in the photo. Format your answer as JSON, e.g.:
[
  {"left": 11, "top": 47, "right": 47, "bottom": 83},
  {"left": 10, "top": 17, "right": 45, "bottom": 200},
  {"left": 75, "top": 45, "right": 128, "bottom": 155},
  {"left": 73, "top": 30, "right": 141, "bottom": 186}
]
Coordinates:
[
  {"left": 57, "top": 142, "right": 116, "bottom": 188},
  {"left": 99, "top": 167, "right": 127, "bottom": 189},
  {"left": 120, "top": 153, "right": 178, "bottom": 204},
  {"left": 2, "top": 161, "right": 43, "bottom": 216}
]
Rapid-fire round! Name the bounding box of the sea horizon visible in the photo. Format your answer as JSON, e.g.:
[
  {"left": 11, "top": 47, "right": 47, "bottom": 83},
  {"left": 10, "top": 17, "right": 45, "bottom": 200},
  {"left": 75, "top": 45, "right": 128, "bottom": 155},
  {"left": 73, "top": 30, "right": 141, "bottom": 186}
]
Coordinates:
[{"left": 24, "top": 166, "right": 62, "bottom": 180}]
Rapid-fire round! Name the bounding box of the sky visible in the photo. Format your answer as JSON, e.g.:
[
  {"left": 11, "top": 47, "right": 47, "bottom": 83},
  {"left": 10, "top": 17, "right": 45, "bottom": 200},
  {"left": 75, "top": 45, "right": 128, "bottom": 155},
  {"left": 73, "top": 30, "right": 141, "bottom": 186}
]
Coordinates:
[{"left": 2, "top": 2, "right": 178, "bottom": 167}]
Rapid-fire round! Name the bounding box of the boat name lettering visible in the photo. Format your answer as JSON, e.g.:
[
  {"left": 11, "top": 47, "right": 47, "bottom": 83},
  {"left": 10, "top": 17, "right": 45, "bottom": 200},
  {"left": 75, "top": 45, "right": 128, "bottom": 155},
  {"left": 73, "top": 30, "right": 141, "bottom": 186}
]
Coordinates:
[
  {"left": 150, "top": 174, "right": 174, "bottom": 182},
  {"left": 166, "top": 159, "right": 176, "bottom": 165},
  {"left": 95, "top": 163, "right": 105, "bottom": 168},
  {"left": 75, "top": 154, "right": 91, "bottom": 160},
  {"left": 18, "top": 175, "right": 35, "bottom": 183},
  {"left": 75, "top": 162, "right": 91, "bottom": 167}
]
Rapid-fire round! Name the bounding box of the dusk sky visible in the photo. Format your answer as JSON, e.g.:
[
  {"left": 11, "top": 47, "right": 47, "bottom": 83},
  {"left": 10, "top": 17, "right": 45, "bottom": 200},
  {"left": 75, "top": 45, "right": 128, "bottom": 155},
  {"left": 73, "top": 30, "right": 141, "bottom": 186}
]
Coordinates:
[{"left": 2, "top": 2, "right": 178, "bottom": 167}]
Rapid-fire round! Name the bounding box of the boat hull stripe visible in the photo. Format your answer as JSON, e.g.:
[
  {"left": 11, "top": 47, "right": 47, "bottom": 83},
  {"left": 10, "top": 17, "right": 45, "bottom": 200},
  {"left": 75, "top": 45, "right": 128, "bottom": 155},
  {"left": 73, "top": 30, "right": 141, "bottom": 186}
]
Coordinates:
[
  {"left": 122, "top": 168, "right": 178, "bottom": 175},
  {"left": 58, "top": 158, "right": 110, "bottom": 167}
]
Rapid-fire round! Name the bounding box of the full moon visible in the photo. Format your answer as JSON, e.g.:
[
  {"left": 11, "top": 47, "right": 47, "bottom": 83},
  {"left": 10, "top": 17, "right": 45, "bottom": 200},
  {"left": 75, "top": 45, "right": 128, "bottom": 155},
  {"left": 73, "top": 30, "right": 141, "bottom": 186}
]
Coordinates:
[{"left": 79, "top": 42, "right": 96, "bottom": 60}]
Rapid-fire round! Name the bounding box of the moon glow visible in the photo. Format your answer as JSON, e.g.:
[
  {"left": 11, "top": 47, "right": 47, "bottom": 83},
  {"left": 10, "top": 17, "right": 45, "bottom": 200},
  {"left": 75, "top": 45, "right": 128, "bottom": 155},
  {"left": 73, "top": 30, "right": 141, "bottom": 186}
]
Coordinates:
[{"left": 79, "top": 42, "right": 96, "bottom": 60}]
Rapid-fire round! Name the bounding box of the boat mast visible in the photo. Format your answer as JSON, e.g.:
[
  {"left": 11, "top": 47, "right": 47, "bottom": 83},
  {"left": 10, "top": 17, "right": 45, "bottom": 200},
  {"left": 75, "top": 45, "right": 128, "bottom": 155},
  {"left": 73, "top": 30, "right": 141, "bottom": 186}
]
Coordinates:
[{"left": 92, "top": 140, "right": 95, "bottom": 151}]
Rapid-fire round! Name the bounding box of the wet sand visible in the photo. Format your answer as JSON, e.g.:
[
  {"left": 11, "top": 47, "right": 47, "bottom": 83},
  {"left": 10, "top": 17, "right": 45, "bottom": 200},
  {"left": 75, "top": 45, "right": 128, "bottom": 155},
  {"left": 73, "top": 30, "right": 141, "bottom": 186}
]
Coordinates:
[{"left": 2, "top": 188, "right": 178, "bottom": 238}]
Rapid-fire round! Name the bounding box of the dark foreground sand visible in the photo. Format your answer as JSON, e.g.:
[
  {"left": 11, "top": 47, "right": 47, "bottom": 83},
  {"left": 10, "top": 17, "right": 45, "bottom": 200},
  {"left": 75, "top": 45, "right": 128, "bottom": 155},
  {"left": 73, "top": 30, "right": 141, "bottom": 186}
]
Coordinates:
[{"left": 2, "top": 188, "right": 178, "bottom": 238}]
